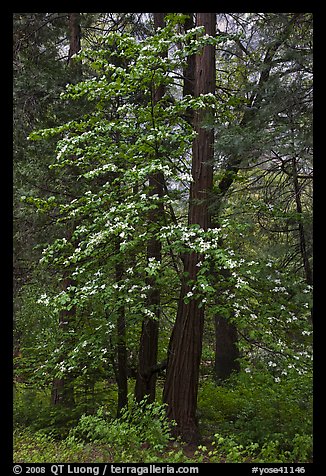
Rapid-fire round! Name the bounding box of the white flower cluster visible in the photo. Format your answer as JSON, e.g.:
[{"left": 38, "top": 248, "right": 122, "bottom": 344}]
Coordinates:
[
  {"left": 37, "top": 293, "right": 50, "bottom": 306},
  {"left": 147, "top": 256, "right": 161, "bottom": 269},
  {"left": 160, "top": 224, "right": 222, "bottom": 256},
  {"left": 84, "top": 162, "right": 118, "bottom": 179},
  {"left": 272, "top": 286, "right": 287, "bottom": 293},
  {"left": 143, "top": 308, "right": 156, "bottom": 319},
  {"left": 234, "top": 276, "right": 248, "bottom": 289}
]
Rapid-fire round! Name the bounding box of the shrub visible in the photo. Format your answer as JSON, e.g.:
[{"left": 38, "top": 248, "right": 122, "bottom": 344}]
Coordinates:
[
  {"left": 197, "top": 369, "right": 313, "bottom": 462},
  {"left": 70, "top": 395, "right": 174, "bottom": 452},
  {"left": 13, "top": 381, "right": 118, "bottom": 439},
  {"left": 194, "top": 432, "right": 312, "bottom": 463}
]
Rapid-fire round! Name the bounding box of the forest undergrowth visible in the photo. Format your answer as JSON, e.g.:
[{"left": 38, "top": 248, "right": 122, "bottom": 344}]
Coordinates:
[{"left": 14, "top": 370, "right": 313, "bottom": 464}]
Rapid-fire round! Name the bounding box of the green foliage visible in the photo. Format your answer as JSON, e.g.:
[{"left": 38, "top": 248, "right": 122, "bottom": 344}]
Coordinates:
[
  {"left": 14, "top": 373, "right": 312, "bottom": 463},
  {"left": 13, "top": 385, "right": 51, "bottom": 429},
  {"left": 197, "top": 370, "right": 313, "bottom": 462},
  {"left": 14, "top": 425, "right": 194, "bottom": 464},
  {"left": 14, "top": 384, "right": 80, "bottom": 439},
  {"left": 13, "top": 381, "right": 118, "bottom": 439},
  {"left": 19, "top": 16, "right": 235, "bottom": 401},
  {"left": 71, "top": 396, "right": 174, "bottom": 452},
  {"left": 194, "top": 432, "right": 312, "bottom": 463},
  {"left": 14, "top": 12, "right": 313, "bottom": 464},
  {"left": 202, "top": 225, "right": 313, "bottom": 378},
  {"left": 13, "top": 427, "right": 112, "bottom": 463}
]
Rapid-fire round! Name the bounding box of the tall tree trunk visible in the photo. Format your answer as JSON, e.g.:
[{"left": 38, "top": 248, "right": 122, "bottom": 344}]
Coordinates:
[
  {"left": 51, "top": 13, "right": 82, "bottom": 407},
  {"left": 134, "top": 12, "right": 165, "bottom": 403},
  {"left": 163, "top": 13, "right": 216, "bottom": 444}
]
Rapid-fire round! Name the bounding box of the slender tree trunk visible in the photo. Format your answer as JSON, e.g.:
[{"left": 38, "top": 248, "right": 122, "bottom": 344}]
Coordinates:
[
  {"left": 51, "top": 257, "right": 76, "bottom": 406},
  {"left": 68, "top": 13, "right": 81, "bottom": 68},
  {"left": 51, "top": 13, "right": 82, "bottom": 408},
  {"left": 291, "top": 157, "right": 312, "bottom": 287},
  {"left": 213, "top": 253, "right": 240, "bottom": 381},
  {"left": 163, "top": 13, "right": 216, "bottom": 444},
  {"left": 134, "top": 231, "right": 161, "bottom": 402},
  {"left": 134, "top": 168, "right": 163, "bottom": 403},
  {"left": 182, "top": 13, "right": 196, "bottom": 123},
  {"left": 291, "top": 156, "right": 313, "bottom": 326},
  {"left": 214, "top": 314, "right": 240, "bottom": 381},
  {"left": 115, "top": 240, "right": 128, "bottom": 417},
  {"left": 110, "top": 143, "right": 128, "bottom": 415},
  {"left": 135, "top": 12, "right": 165, "bottom": 403}
]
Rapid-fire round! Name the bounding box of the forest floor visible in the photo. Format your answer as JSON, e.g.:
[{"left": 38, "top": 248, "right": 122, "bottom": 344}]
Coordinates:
[
  {"left": 13, "top": 373, "right": 313, "bottom": 464},
  {"left": 13, "top": 429, "right": 224, "bottom": 463}
]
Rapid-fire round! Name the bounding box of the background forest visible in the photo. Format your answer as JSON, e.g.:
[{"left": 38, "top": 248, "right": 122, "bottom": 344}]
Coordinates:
[{"left": 13, "top": 12, "right": 313, "bottom": 463}]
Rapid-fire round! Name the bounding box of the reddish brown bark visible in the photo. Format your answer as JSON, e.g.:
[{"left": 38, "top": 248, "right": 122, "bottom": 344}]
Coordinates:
[
  {"left": 134, "top": 171, "right": 164, "bottom": 403},
  {"left": 67, "top": 13, "right": 81, "bottom": 65},
  {"left": 163, "top": 13, "right": 216, "bottom": 444},
  {"left": 214, "top": 315, "right": 240, "bottom": 381}
]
